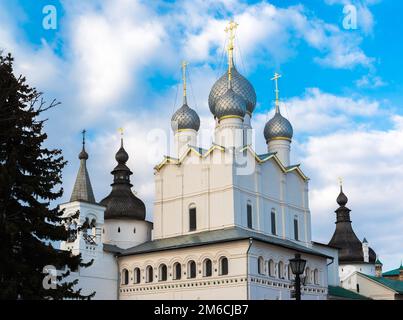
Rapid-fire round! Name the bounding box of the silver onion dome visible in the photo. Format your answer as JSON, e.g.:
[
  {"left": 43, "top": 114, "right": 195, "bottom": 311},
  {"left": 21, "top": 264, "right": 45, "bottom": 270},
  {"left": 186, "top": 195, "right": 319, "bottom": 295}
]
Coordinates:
[
  {"left": 264, "top": 110, "right": 293, "bottom": 142},
  {"left": 209, "top": 63, "right": 256, "bottom": 117},
  {"left": 214, "top": 87, "right": 247, "bottom": 120},
  {"left": 171, "top": 101, "right": 200, "bottom": 132}
]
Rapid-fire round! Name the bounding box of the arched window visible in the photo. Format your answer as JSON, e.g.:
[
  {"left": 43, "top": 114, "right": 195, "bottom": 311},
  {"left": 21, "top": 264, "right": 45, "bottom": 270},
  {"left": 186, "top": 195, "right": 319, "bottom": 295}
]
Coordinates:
[
  {"left": 159, "top": 264, "right": 167, "bottom": 281},
  {"left": 268, "top": 260, "right": 275, "bottom": 277},
  {"left": 146, "top": 265, "right": 153, "bottom": 283},
  {"left": 133, "top": 267, "right": 140, "bottom": 284},
  {"left": 219, "top": 257, "right": 228, "bottom": 276},
  {"left": 288, "top": 264, "right": 293, "bottom": 280},
  {"left": 203, "top": 259, "right": 212, "bottom": 277},
  {"left": 122, "top": 269, "right": 129, "bottom": 285},
  {"left": 278, "top": 261, "right": 284, "bottom": 279},
  {"left": 189, "top": 205, "right": 197, "bottom": 231},
  {"left": 305, "top": 267, "right": 310, "bottom": 284},
  {"left": 258, "top": 256, "right": 265, "bottom": 275},
  {"left": 314, "top": 269, "right": 319, "bottom": 285},
  {"left": 271, "top": 209, "right": 276, "bottom": 235},
  {"left": 188, "top": 260, "right": 196, "bottom": 279},
  {"left": 118, "top": 226, "right": 121, "bottom": 233},
  {"left": 247, "top": 201, "right": 253, "bottom": 229},
  {"left": 173, "top": 262, "right": 182, "bottom": 280}
]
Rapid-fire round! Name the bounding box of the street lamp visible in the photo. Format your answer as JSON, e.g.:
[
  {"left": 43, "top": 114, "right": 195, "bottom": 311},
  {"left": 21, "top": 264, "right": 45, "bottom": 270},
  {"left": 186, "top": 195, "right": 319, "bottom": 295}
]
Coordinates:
[{"left": 289, "top": 253, "right": 307, "bottom": 301}]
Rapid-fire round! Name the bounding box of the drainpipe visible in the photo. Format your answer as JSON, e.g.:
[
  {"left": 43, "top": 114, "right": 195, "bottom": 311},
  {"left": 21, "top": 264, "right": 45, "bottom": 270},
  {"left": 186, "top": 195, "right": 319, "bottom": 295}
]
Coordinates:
[{"left": 246, "top": 238, "right": 253, "bottom": 300}]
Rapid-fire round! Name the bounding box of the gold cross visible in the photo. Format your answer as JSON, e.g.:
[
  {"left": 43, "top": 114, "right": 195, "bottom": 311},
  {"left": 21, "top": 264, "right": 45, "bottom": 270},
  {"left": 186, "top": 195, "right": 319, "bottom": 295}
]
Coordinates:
[
  {"left": 118, "top": 127, "right": 124, "bottom": 137},
  {"left": 271, "top": 73, "right": 282, "bottom": 111},
  {"left": 338, "top": 176, "right": 343, "bottom": 187},
  {"left": 225, "top": 19, "right": 238, "bottom": 81},
  {"left": 181, "top": 61, "right": 188, "bottom": 98}
]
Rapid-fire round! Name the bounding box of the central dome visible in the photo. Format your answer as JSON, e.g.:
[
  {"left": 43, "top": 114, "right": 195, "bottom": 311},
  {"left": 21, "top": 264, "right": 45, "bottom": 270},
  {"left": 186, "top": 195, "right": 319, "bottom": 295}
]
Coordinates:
[
  {"left": 209, "top": 63, "right": 256, "bottom": 117},
  {"left": 214, "top": 87, "right": 247, "bottom": 120}
]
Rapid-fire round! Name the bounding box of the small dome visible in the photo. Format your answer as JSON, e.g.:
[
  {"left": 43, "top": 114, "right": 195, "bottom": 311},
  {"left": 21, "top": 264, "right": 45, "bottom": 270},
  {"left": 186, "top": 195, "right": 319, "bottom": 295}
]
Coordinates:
[
  {"left": 264, "top": 111, "right": 293, "bottom": 142},
  {"left": 214, "top": 87, "right": 246, "bottom": 120},
  {"left": 337, "top": 188, "right": 348, "bottom": 207},
  {"left": 79, "top": 147, "right": 88, "bottom": 160},
  {"left": 115, "top": 143, "right": 129, "bottom": 164},
  {"left": 171, "top": 103, "right": 200, "bottom": 132},
  {"left": 209, "top": 64, "right": 256, "bottom": 117}
]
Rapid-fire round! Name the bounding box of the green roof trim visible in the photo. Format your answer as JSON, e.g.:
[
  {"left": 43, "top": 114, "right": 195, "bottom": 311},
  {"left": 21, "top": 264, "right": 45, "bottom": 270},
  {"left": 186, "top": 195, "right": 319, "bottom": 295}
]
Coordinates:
[
  {"left": 361, "top": 273, "right": 403, "bottom": 294},
  {"left": 383, "top": 264, "right": 403, "bottom": 277},
  {"left": 119, "top": 226, "right": 332, "bottom": 259},
  {"left": 328, "top": 286, "right": 371, "bottom": 300}
]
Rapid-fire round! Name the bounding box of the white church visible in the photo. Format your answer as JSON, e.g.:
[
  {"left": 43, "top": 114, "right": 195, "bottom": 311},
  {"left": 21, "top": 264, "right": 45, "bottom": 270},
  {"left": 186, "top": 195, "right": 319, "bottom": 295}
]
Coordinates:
[{"left": 58, "top": 21, "right": 381, "bottom": 300}]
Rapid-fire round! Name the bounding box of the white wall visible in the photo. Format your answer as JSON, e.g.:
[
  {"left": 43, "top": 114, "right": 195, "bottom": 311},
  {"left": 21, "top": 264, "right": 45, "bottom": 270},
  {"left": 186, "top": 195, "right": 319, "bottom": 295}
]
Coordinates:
[{"left": 103, "top": 219, "right": 152, "bottom": 249}]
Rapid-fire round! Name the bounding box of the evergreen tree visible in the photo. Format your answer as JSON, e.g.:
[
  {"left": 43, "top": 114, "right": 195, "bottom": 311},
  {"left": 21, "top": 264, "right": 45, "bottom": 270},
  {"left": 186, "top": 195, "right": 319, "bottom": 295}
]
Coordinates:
[{"left": 0, "top": 52, "right": 94, "bottom": 300}]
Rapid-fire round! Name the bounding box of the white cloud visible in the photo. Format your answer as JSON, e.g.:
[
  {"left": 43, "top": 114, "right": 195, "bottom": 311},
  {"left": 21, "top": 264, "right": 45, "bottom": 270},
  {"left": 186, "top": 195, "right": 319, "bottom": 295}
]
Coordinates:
[{"left": 356, "top": 73, "right": 387, "bottom": 88}]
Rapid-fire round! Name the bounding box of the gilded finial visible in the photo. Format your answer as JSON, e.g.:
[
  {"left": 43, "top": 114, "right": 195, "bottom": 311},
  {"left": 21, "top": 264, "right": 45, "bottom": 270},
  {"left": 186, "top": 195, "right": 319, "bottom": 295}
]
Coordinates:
[
  {"left": 270, "top": 73, "right": 281, "bottom": 113},
  {"left": 118, "top": 127, "right": 124, "bottom": 147},
  {"left": 181, "top": 60, "right": 188, "bottom": 104},
  {"left": 225, "top": 19, "right": 238, "bottom": 85}
]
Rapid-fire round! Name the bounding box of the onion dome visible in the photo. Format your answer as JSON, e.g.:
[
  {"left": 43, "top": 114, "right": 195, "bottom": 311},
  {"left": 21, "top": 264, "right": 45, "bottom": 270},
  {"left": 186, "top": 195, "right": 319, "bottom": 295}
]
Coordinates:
[
  {"left": 264, "top": 109, "right": 293, "bottom": 142},
  {"left": 328, "top": 186, "right": 376, "bottom": 264},
  {"left": 214, "top": 86, "right": 247, "bottom": 120},
  {"left": 171, "top": 98, "right": 200, "bottom": 132},
  {"left": 100, "top": 139, "right": 146, "bottom": 220},
  {"left": 209, "top": 60, "right": 256, "bottom": 117}
]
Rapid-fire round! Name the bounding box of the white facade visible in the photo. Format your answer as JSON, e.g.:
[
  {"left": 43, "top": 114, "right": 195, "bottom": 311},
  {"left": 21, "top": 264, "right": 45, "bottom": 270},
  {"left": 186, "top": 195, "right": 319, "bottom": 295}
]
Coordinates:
[
  {"left": 119, "top": 239, "right": 328, "bottom": 300},
  {"left": 59, "top": 201, "right": 119, "bottom": 300}
]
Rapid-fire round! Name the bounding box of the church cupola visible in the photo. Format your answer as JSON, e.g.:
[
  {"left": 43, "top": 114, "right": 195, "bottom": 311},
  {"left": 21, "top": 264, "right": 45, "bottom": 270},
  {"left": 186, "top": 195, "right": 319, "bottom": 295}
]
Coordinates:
[
  {"left": 100, "top": 131, "right": 146, "bottom": 220},
  {"left": 264, "top": 73, "right": 293, "bottom": 166},
  {"left": 208, "top": 21, "right": 256, "bottom": 118},
  {"left": 70, "top": 130, "right": 96, "bottom": 203},
  {"left": 211, "top": 20, "right": 251, "bottom": 148},
  {"left": 171, "top": 61, "right": 200, "bottom": 157},
  {"left": 328, "top": 182, "right": 377, "bottom": 265}
]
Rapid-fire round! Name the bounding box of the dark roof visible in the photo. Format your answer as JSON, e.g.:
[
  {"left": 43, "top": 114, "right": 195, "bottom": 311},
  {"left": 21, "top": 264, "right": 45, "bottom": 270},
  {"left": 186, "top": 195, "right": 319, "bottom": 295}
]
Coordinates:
[
  {"left": 120, "top": 226, "right": 332, "bottom": 259},
  {"left": 70, "top": 145, "right": 96, "bottom": 204},
  {"left": 328, "top": 186, "right": 376, "bottom": 264},
  {"left": 103, "top": 243, "right": 124, "bottom": 254},
  {"left": 359, "top": 273, "right": 403, "bottom": 294},
  {"left": 383, "top": 264, "right": 403, "bottom": 276},
  {"left": 100, "top": 139, "right": 146, "bottom": 220},
  {"left": 328, "top": 286, "right": 371, "bottom": 300}
]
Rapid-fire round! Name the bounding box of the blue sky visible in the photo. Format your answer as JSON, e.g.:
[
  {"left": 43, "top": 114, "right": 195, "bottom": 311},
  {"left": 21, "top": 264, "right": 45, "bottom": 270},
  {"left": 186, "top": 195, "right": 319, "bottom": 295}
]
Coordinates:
[{"left": 1, "top": 0, "right": 402, "bottom": 271}]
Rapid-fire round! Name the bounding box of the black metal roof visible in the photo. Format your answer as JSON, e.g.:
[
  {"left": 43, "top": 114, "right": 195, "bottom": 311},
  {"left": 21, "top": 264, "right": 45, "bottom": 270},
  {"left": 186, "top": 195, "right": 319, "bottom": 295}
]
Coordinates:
[
  {"left": 120, "top": 226, "right": 332, "bottom": 259},
  {"left": 100, "top": 139, "right": 146, "bottom": 220},
  {"left": 328, "top": 187, "right": 376, "bottom": 264}
]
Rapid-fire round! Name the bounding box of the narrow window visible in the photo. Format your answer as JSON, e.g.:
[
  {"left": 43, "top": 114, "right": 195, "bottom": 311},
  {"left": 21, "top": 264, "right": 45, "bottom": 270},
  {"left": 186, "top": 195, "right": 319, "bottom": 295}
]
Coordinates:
[
  {"left": 146, "top": 266, "right": 153, "bottom": 283},
  {"left": 219, "top": 257, "right": 228, "bottom": 276},
  {"left": 173, "top": 263, "right": 182, "bottom": 280},
  {"left": 278, "top": 261, "right": 284, "bottom": 279},
  {"left": 294, "top": 218, "right": 299, "bottom": 241},
  {"left": 271, "top": 209, "right": 276, "bottom": 235},
  {"left": 188, "top": 260, "right": 196, "bottom": 279},
  {"left": 189, "top": 207, "right": 196, "bottom": 231},
  {"left": 159, "top": 264, "right": 167, "bottom": 281},
  {"left": 258, "top": 256, "right": 264, "bottom": 275},
  {"left": 118, "top": 226, "right": 121, "bottom": 233},
  {"left": 247, "top": 203, "right": 252, "bottom": 229},
  {"left": 305, "top": 267, "right": 310, "bottom": 284},
  {"left": 134, "top": 268, "right": 140, "bottom": 284},
  {"left": 203, "top": 259, "right": 212, "bottom": 277},
  {"left": 314, "top": 269, "right": 319, "bottom": 285},
  {"left": 288, "top": 264, "right": 293, "bottom": 280},
  {"left": 269, "top": 260, "right": 275, "bottom": 277},
  {"left": 133, "top": 227, "right": 136, "bottom": 234},
  {"left": 356, "top": 283, "right": 360, "bottom": 293},
  {"left": 122, "top": 269, "right": 129, "bottom": 285}
]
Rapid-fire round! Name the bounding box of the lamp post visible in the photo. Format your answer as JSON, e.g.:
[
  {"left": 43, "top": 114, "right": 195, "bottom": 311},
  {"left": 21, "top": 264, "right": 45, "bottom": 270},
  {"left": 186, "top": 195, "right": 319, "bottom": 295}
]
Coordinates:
[{"left": 289, "top": 253, "right": 307, "bottom": 301}]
